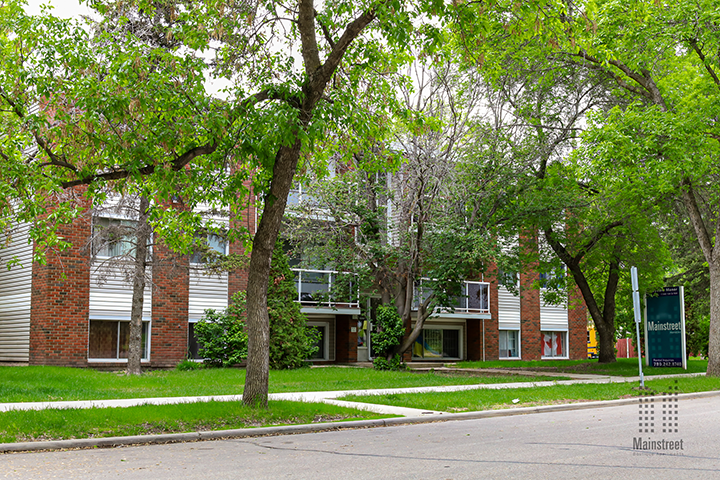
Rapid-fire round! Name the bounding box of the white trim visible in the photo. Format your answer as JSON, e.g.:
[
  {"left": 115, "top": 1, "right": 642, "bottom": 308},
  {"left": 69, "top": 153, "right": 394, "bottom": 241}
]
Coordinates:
[
  {"left": 301, "top": 307, "right": 360, "bottom": 316},
  {"left": 87, "top": 319, "right": 152, "bottom": 362},
  {"left": 498, "top": 329, "right": 521, "bottom": 359},
  {"left": 412, "top": 324, "right": 464, "bottom": 361},
  {"left": 307, "top": 321, "right": 331, "bottom": 362}
]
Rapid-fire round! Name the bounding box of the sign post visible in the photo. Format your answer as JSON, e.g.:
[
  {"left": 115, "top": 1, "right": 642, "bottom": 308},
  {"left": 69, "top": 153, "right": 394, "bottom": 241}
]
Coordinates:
[
  {"left": 644, "top": 286, "right": 686, "bottom": 369},
  {"left": 630, "top": 267, "right": 644, "bottom": 388}
]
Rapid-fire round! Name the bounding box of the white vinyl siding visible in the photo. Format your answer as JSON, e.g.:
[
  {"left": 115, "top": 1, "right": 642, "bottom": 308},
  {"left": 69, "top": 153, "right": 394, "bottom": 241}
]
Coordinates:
[
  {"left": 0, "top": 223, "right": 33, "bottom": 361},
  {"left": 497, "top": 285, "right": 521, "bottom": 330},
  {"left": 540, "top": 300, "right": 569, "bottom": 332},
  {"left": 89, "top": 263, "right": 152, "bottom": 320},
  {"left": 188, "top": 270, "right": 229, "bottom": 321}
]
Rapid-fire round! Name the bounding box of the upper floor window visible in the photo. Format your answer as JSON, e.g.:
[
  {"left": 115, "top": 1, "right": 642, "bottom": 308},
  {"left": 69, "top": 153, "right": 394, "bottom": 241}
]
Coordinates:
[
  {"left": 92, "top": 217, "right": 137, "bottom": 258},
  {"left": 190, "top": 233, "right": 227, "bottom": 264}
]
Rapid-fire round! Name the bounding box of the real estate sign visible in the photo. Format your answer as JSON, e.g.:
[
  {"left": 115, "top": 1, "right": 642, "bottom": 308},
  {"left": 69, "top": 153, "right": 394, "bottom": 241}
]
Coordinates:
[{"left": 644, "top": 286, "right": 686, "bottom": 369}]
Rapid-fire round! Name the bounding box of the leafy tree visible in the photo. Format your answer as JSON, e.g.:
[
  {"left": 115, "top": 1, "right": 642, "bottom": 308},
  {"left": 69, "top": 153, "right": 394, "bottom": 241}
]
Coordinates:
[
  {"left": 547, "top": 0, "right": 720, "bottom": 374},
  {"left": 1, "top": 0, "right": 575, "bottom": 406},
  {"left": 451, "top": 2, "right": 676, "bottom": 363},
  {"left": 287, "top": 62, "right": 494, "bottom": 362}
]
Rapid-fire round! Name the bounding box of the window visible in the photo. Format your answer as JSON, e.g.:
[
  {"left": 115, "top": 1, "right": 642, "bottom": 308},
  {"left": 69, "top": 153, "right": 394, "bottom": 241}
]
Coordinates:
[
  {"left": 93, "top": 217, "right": 137, "bottom": 257},
  {"left": 188, "top": 321, "right": 202, "bottom": 359},
  {"left": 89, "top": 320, "right": 149, "bottom": 360},
  {"left": 190, "top": 233, "right": 227, "bottom": 264},
  {"left": 499, "top": 330, "right": 520, "bottom": 358},
  {"left": 542, "top": 331, "right": 567, "bottom": 358},
  {"left": 413, "top": 328, "right": 461, "bottom": 359}
]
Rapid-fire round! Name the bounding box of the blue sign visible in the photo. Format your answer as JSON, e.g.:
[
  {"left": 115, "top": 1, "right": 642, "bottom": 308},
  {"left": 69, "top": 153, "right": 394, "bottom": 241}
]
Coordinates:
[{"left": 644, "top": 287, "right": 686, "bottom": 369}]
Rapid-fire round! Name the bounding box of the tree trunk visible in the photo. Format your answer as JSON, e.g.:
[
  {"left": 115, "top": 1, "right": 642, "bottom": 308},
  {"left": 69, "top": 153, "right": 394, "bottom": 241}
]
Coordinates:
[
  {"left": 680, "top": 180, "right": 719, "bottom": 376},
  {"left": 243, "top": 139, "right": 302, "bottom": 407},
  {"left": 544, "top": 229, "right": 619, "bottom": 363},
  {"left": 127, "top": 195, "right": 151, "bottom": 376},
  {"left": 707, "top": 262, "right": 720, "bottom": 376}
]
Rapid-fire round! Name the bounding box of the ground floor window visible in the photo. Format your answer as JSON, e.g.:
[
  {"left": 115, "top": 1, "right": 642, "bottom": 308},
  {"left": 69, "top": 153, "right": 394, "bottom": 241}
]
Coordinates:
[
  {"left": 89, "top": 320, "right": 149, "bottom": 360},
  {"left": 499, "top": 330, "right": 520, "bottom": 358},
  {"left": 542, "top": 331, "right": 567, "bottom": 358},
  {"left": 413, "top": 328, "right": 461, "bottom": 359}
]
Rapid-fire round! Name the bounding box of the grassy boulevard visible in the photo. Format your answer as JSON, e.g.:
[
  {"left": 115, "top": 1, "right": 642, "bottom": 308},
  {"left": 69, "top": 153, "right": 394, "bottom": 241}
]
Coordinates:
[{"left": 0, "top": 359, "right": 716, "bottom": 444}]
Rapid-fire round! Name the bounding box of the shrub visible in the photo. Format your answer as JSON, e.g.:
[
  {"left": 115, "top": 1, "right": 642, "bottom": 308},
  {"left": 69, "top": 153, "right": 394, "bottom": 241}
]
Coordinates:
[
  {"left": 175, "top": 359, "right": 204, "bottom": 371},
  {"left": 268, "top": 241, "right": 320, "bottom": 369},
  {"left": 371, "top": 304, "right": 405, "bottom": 370},
  {"left": 195, "top": 292, "right": 249, "bottom": 368}
]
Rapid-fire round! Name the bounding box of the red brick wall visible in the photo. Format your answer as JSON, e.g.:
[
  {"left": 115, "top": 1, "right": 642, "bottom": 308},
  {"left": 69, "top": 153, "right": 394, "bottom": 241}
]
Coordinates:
[
  {"left": 484, "top": 264, "right": 499, "bottom": 361},
  {"left": 567, "top": 286, "right": 587, "bottom": 360},
  {"left": 228, "top": 190, "right": 255, "bottom": 300},
  {"left": 150, "top": 241, "right": 189, "bottom": 367},
  {"left": 519, "top": 234, "right": 542, "bottom": 360},
  {"left": 30, "top": 201, "right": 91, "bottom": 366}
]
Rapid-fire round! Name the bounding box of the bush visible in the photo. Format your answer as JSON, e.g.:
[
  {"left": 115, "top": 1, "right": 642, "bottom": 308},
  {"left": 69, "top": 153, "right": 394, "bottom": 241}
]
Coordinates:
[
  {"left": 195, "top": 292, "right": 249, "bottom": 368},
  {"left": 371, "top": 304, "right": 405, "bottom": 370},
  {"left": 175, "top": 359, "right": 204, "bottom": 371},
  {"left": 268, "top": 241, "right": 320, "bottom": 369}
]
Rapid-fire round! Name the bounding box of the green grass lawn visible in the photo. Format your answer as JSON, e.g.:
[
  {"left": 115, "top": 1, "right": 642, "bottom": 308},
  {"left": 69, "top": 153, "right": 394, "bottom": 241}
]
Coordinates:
[
  {"left": 0, "top": 366, "right": 559, "bottom": 403},
  {"left": 0, "top": 400, "right": 394, "bottom": 444},
  {"left": 455, "top": 358, "right": 709, "bottom": 376},
  {"left": 342, "top": 376, "right": 720, "bottom": 413}
]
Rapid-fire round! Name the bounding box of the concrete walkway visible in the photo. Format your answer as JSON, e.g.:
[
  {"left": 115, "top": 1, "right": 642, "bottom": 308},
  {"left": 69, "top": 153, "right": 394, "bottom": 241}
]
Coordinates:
[
  {"left": 0, "top": 371, "right": 715, "bottom": 453},
  {"left": 0, "top": 371, "right": 706, "bottom": 417}
]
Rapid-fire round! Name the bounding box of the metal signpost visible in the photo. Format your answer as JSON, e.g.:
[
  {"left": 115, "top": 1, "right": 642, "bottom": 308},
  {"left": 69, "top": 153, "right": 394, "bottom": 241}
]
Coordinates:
[{"left": 630, "top": 267, "right": 644, "bottom": 388}]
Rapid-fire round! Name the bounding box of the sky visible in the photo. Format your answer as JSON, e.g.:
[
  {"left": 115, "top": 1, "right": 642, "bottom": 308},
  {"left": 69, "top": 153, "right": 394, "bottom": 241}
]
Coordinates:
[{"left": 25, "top": 0, "right": 92, "bottom": 18}]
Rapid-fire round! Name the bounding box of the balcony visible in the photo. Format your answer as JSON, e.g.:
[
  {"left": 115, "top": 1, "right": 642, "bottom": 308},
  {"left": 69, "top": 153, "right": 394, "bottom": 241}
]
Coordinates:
[
  {"left": 291, "top": 268, "right": 360, "bottom": 309},
  {"left": 414, "top": 280, "right": 490, "bottom": 315}
]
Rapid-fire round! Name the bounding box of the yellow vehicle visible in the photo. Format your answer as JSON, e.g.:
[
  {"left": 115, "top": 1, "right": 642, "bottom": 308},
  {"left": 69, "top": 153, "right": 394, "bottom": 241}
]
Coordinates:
[{"left": 587, "top": 327, "right": 599, "bottom": 359}]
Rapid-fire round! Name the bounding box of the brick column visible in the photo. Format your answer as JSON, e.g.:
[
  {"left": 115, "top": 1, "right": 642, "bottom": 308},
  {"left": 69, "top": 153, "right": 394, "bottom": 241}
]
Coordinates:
[
  {"left": 228, "top": 189, "right": 256, "bottom": 301},
  {"left": 519, "top": 234, "right": 542, "bottom": 360},
  {"left": 486, "top": 265, "right": 500, "bottom": 361},
  {"left": 567, "top": 286, "right": 587, "bottom": 360},
  {"left": 30, "top": 204, "right": 91, "bottom": 366},
  {"left": 150, "top": 241, "right": 189, "bottom": 367}
]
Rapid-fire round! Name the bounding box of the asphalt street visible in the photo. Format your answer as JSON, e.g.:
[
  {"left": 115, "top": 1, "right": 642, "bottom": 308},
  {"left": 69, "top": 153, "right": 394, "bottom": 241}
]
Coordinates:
[{"left": 1, "top": 395, "right": 718, "bottom": 479}]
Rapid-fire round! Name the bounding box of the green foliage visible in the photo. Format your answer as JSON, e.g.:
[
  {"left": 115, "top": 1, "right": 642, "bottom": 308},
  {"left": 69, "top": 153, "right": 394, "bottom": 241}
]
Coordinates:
[
  {"left": 371, "top": 305, "right": 405, "bottom": 370},
  {"left": 372, "top": 354, "right": 406, "bottom": 371},
  {"left": 687, "top": 315, "right": 710, "bottom": 358},
  {"left": 175, "top": 359, "right": 204, "bottom": 371},
  {"left": 267, "top": 241, "right": 320, "bottom": 369},
  {"left": 195, "top": 293, "right": 249, "bottom": 368}
]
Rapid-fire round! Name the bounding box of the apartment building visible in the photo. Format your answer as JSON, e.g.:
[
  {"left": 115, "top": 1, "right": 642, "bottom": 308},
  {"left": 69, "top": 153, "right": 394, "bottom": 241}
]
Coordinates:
[{"left": 0, "top": 193, "right": 587, "bottom": 367}]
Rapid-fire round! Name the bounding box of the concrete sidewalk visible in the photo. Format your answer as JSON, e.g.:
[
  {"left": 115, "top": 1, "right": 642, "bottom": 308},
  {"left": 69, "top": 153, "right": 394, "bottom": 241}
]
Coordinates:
[
  {"left": 0, "top": 371, "right": 706, "bottom": 417},
  {"left": 0, "top": 371, "right": 714, "bottom": 453}
]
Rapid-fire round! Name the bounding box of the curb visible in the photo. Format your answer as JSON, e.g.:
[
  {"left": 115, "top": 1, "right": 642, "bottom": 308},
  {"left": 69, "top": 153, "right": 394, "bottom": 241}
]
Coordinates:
[{"left": 3, "top": 389, "right": 719, "bottom": 454}]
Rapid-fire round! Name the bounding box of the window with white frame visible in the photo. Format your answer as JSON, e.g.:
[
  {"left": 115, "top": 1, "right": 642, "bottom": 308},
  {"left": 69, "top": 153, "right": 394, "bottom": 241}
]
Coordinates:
[
  {"left": 542, "top": 331, "right": 567, "bottom": 358},
  {"left": 92, "top": 217, "right": 138, "bottom": 257},
  {"left": 499, "top": 330, "right": 520, "bottom": 358},
  {"left": 412, "top": 327, "right": 461, "bottom": 359},
  {"left": 190, "top": 233, "right": 227, "bottom": 264},
  {"left": 88, "top": 320, "right": 149, "bottom": 360}
]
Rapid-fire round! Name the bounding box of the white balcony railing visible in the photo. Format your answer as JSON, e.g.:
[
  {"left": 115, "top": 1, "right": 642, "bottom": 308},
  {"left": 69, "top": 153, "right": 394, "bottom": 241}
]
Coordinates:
[
  {"left": 291, "top": 268, "right": 360, "bottom": 308},
  {"left": 414, "top": 280, "right": 490, "bottom": 315}
]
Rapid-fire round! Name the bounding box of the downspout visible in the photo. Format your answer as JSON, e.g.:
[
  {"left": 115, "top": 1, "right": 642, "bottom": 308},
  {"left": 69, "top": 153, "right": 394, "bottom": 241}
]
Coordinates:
[{"left": 482, "top": 318, "right": 486, "bottom": 362}]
